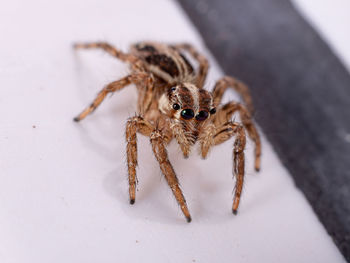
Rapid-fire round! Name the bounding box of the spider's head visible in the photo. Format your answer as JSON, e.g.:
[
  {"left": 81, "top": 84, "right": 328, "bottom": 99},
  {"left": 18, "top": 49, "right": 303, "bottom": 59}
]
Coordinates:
[{"left": 159, "top": 83, "right": 216, "bottom": 123}]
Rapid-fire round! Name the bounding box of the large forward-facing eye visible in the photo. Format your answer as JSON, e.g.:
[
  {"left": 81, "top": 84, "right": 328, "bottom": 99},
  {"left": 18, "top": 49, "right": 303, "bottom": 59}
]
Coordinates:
[
  {"left": 181, "top": 109, "right": 194, "bottom": 120},
  {"left": 195, "top": 110, "right": 209, "bottom": 121}
]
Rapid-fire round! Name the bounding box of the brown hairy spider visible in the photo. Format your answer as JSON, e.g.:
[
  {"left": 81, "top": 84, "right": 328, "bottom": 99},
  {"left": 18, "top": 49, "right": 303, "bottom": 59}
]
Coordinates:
[{"left": 73, "top": 41, "right": 261, "bottom": 222}]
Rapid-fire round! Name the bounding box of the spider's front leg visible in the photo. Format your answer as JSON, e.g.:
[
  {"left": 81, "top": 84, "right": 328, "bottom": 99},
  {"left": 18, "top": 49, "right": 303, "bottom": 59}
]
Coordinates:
[
  {"left": 200, "top": 121, "right": 247, "bottom": 214},
  {"left": 150, "top": 129, "right": 192, "bottom": 222},
  {"left": 231, "top": 124, "right": 246, "bottom": 214},
  {"left": 200, "top": 100, "right": 261, "bottom": 172},
  {"left": 212, "top": 77, "right": 261, "bottom": 171},
  {"left": 213, "top": 102, "right": 261, "bottom": 171},
  {"left": 126, "top": 116, "right": 154, "bottom": 204}
]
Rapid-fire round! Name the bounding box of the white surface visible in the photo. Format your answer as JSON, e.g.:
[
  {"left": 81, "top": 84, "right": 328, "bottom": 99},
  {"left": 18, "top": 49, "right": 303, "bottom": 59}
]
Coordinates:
[{"left": 0, "top": 0, "right": 346, "bottom": 262}]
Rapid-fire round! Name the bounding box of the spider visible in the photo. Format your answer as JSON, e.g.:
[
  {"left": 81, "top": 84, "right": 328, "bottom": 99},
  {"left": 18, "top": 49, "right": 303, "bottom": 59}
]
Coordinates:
[{"left": 73, "top": 41, "right": 261, "bottom": 222}]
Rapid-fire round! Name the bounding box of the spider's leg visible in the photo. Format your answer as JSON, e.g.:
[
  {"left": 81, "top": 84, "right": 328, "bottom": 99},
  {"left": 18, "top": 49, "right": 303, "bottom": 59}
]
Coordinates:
[
  {"left": 74, "top": 73, "right": 153, "bottom": 122},
  {"left": 136, "top": 73, "right": 155, "bottom": 115},
  {"left": 212, "top": 76, "right": 254, "bottom": 114},
  {"left": 150, "top": 129, "right": 192, "bottom": 222},
  {"left": 74, "top": 42, "right": 139, "bottom": 64},
  {"left": 203, "top": 121, "right": 246, "bottom": 214},
  {"left": 126, "top": 116, "right": 154, "bottom": 204},
  {"left": 231, "top": 124, "right": 246, "bottom": 215},
  {"left": 213, "top": 101, "right": 261, "bottom": 171},
  {"left": 73, "top": 75, "right": 131, "bottom": 122},
  {"left": 174, "top": 43, "right": 208, "bottom": 88}
]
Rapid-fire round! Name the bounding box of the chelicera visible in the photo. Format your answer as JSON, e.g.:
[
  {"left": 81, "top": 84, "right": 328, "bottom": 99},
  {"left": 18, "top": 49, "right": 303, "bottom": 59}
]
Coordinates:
[{"left": 73, "top": 41, "right": 261, "bottom": 222}]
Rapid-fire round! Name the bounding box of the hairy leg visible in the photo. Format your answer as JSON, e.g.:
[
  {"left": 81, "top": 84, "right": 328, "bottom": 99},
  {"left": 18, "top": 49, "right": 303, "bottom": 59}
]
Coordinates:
[
  {"left": 150, "top": 129, "right": 192, "bottom": 222},
  {"left": 213, "top": 101, "right": 261, "bottom": 171},
  {"left": 136, "top": 74, "right": 155, "bottom": 115},
  {"left": 212, "top": 76, "right": 254, "bottom": 114},
  {"left": 232, "top": 125, "right": 246, "bottom": 214},
  {"left": 201, "top": 121, "right": 247, "bottom": 214},
  {"left": 74, "top": 42, "right": 139, "bottom": 65},
  {"left": 74, "top": 73, "right": 153, "bottom": 122},
  {"left": 125, "top": 116, "right": 154, "bottom": 204},
  {"left": 74, "top": 76, "right": 131, "bottom": 122},
  {"left": 174, "top": 43, "right": 209, "bottom": 88}
]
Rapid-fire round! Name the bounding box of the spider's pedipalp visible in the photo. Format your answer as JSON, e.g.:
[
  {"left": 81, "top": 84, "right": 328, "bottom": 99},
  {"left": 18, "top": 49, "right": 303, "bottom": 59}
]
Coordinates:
[
  {"left": 170, "top": 119, "right": 195, "bottom": 158},
  {"left": 199, "top": 123, "right": 216, "bottom": 159}
]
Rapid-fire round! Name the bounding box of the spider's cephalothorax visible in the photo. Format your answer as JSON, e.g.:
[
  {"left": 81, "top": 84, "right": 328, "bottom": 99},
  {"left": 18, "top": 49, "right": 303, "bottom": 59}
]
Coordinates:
[{"left": 73, "top": 41, "right": 261, "bottom": 222}]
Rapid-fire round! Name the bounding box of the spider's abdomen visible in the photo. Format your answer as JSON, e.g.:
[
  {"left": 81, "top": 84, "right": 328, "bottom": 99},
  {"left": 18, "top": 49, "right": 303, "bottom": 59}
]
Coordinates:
[
  {"left": 130, "top": 42, "right": 194, "bottom": 84},
  {"left": 145, "top": 53, "right": 180, "bottom": 77}
]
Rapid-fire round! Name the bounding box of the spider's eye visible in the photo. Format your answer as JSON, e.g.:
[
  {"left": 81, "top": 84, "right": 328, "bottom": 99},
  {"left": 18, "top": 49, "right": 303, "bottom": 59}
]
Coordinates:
[
  {"left": 195, "top": 110, "right": 209, "bottom": 121},
  {"left": 170, "top": 87, "right": 176, "bottom": 92},
  {"left": 210, "top": 108, "right": 216, "bottom": 115},
  {"left": 173, "top": 103, "right": 180, "bottom": 110},
  {"left": 181, "top": 109, "right": 194, "bottom": 120}
]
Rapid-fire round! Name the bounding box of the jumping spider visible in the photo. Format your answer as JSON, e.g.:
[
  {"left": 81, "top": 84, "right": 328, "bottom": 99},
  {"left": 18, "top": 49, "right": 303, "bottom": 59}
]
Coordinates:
[{"left": 73, "top": 41, "right": 261, "bottom": 222}]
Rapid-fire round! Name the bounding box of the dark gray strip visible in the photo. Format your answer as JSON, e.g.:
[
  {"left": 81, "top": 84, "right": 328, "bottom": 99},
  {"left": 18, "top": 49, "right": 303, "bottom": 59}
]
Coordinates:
[{"left": 177, "top": 0, "right": 350, "bottom": 260}]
